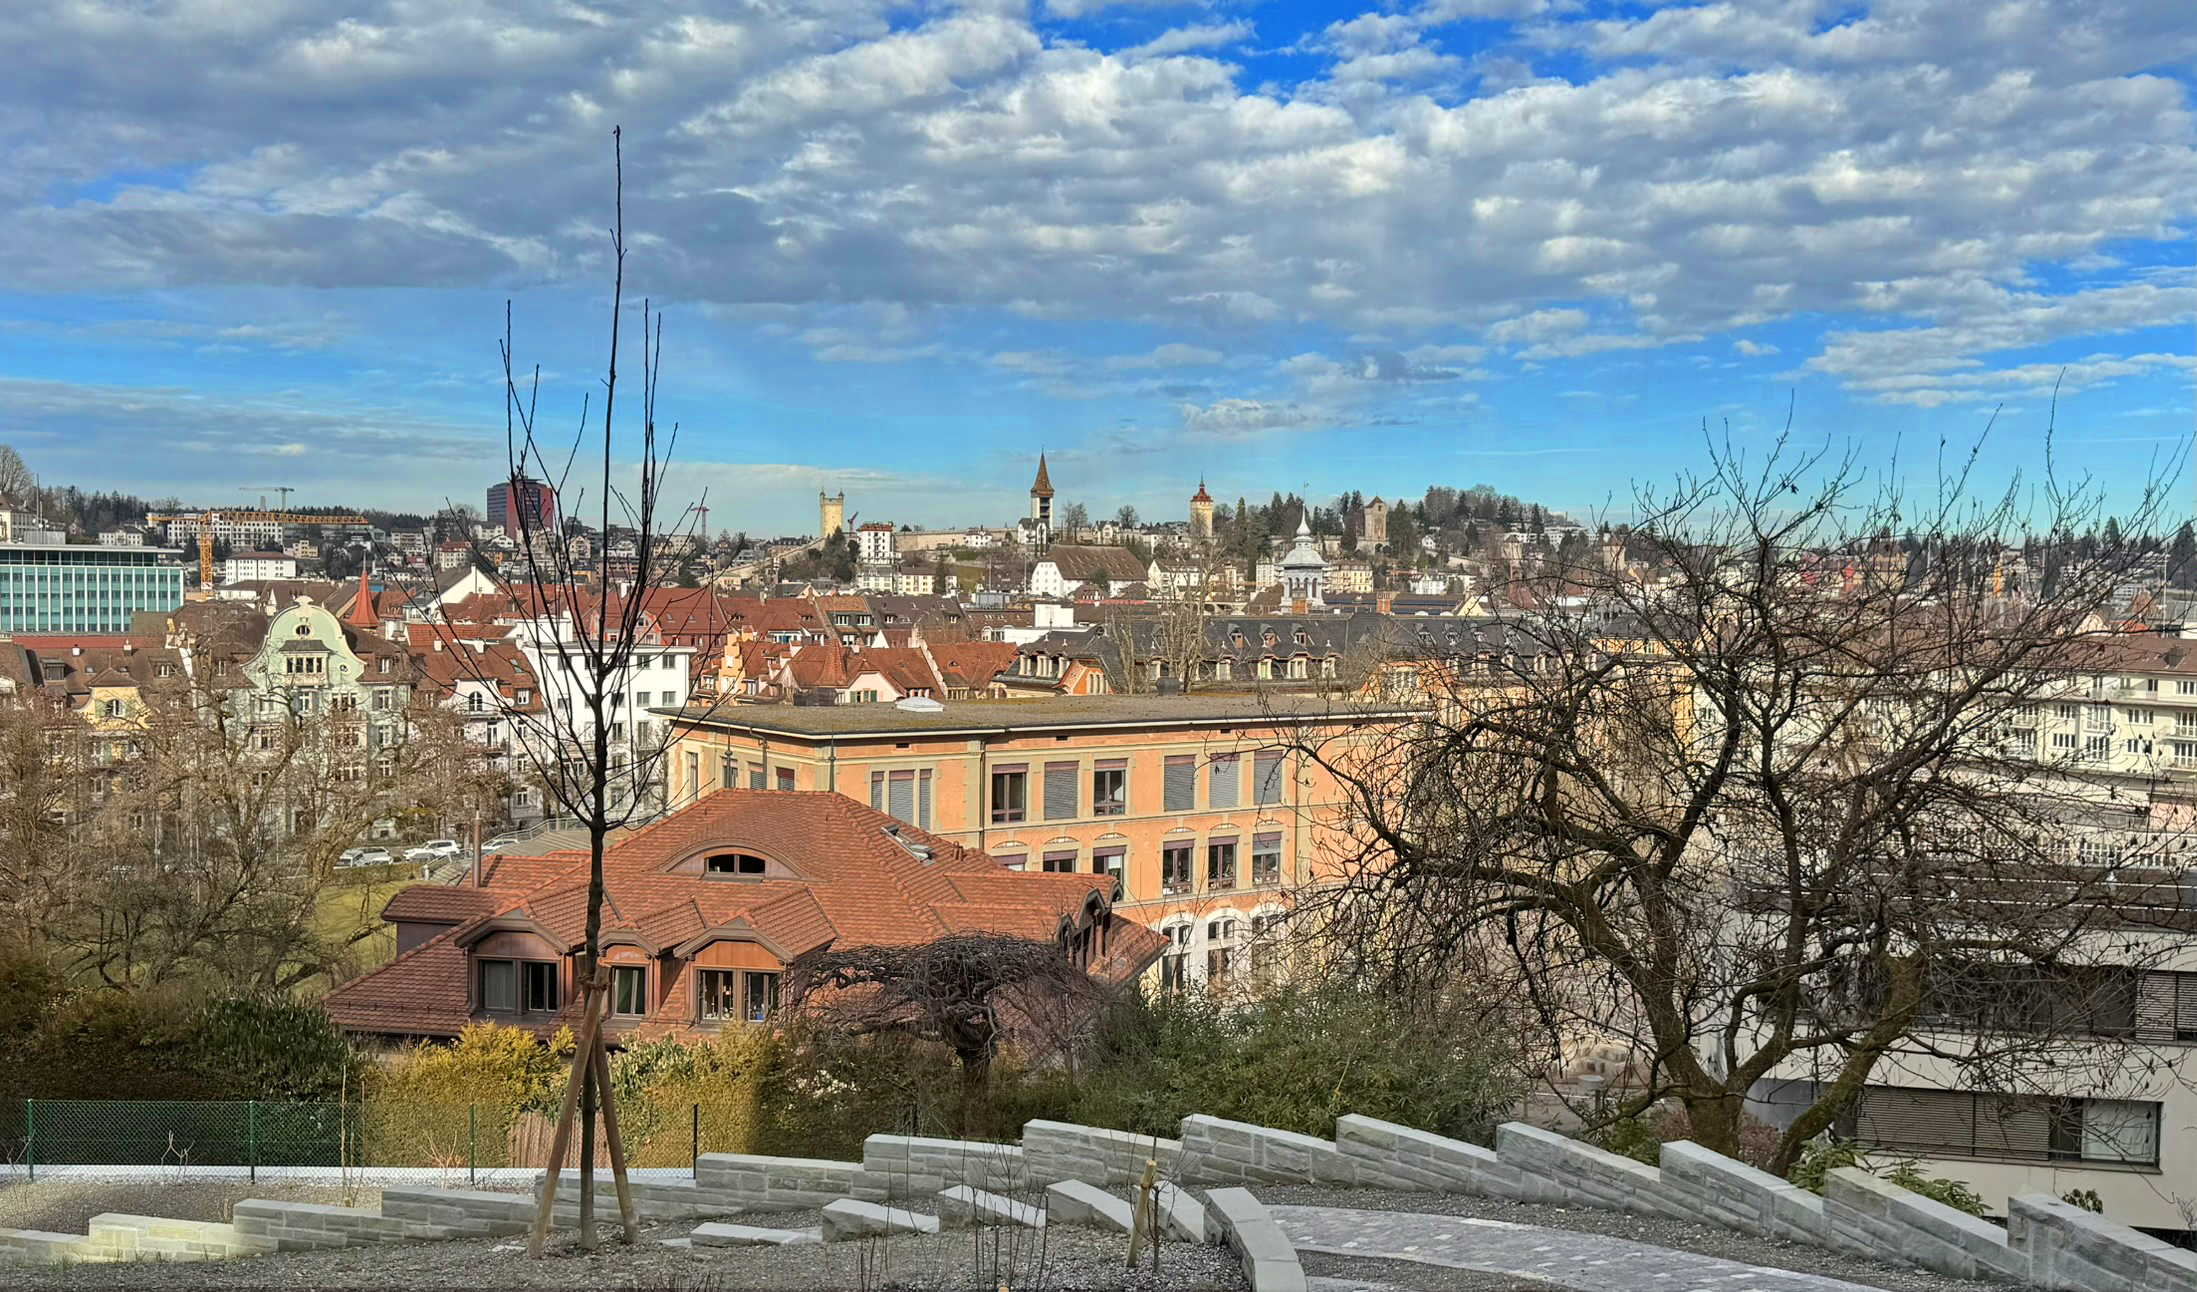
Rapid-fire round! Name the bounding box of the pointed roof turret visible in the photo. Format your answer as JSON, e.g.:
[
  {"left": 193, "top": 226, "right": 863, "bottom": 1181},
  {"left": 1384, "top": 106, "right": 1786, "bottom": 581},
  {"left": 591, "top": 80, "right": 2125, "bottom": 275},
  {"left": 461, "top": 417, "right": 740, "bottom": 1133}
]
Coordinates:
[
  {"left": 1030, "top": 454, "right": 1054, "bottom": 498},
  {"left": 346, "top": 567, "right": 380, "bottom": 633},
  {"left": 1192, "top": 478, "right": 1212, "bottom": 503}
]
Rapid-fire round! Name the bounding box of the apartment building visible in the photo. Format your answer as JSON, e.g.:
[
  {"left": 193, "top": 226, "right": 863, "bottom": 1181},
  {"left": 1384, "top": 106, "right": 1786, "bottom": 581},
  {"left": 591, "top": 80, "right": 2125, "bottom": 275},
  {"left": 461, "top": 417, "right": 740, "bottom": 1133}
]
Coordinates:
[{"left": 664, "top": 694, "right": 1424, "bottom": 989}]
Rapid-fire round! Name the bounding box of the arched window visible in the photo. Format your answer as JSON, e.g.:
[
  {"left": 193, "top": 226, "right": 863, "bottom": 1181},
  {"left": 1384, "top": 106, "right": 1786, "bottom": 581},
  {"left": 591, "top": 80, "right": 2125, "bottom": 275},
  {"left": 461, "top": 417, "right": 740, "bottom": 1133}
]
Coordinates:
[{"left": 704, "top": 853, "right": 767, "bottom": 876}]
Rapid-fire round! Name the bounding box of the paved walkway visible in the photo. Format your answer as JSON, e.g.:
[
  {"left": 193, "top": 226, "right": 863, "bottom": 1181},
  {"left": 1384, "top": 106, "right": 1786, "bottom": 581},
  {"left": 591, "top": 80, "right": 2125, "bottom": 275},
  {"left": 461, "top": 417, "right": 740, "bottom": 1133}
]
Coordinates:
[{"left": 1269, "top": 1206, "right": 1888, "bottom": 1292}]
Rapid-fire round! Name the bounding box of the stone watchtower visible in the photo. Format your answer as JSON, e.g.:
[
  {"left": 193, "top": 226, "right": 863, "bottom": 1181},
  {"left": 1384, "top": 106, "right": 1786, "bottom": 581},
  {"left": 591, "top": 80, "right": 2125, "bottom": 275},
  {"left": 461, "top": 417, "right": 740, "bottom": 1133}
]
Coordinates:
[
  {"left": 1190, "top": 479, "right": 1214, "bottom": 545},
  {"left": 1363, "top": 496, "right": 1389, "bottom": 551},
  {"left": 819, "top": 490, "right": 845, "bottom": 539}
]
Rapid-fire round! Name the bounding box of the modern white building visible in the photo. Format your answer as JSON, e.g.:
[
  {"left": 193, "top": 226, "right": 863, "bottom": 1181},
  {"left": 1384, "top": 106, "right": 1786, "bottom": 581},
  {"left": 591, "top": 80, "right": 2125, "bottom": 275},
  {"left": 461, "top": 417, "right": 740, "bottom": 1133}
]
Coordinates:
[
  {"left": 221, "top": 552, "right": 300, "bottom": 583},
  {"left": 505, "top": 611, "right": 695, "bottom": 818}
]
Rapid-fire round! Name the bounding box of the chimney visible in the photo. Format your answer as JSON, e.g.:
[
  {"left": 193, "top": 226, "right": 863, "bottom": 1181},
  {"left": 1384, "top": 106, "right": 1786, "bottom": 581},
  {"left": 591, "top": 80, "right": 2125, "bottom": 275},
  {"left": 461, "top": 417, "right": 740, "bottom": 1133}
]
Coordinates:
[
  {"left": 1291, "top": 598, "right": 1308, "bottom": 615},
  {"left": 1376, "top": 592, "right": 1394, "bottom": 615},
  {"left": 432, "top": 639, "right": 443, "bottom": 652}
]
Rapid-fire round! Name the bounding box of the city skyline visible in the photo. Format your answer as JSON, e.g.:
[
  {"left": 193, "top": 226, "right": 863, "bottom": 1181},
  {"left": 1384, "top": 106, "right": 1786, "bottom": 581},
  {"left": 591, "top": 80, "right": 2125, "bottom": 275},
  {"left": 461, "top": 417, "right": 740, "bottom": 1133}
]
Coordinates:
[{"left": 1, "top": 0, "right": 2191, "bottom": 533}]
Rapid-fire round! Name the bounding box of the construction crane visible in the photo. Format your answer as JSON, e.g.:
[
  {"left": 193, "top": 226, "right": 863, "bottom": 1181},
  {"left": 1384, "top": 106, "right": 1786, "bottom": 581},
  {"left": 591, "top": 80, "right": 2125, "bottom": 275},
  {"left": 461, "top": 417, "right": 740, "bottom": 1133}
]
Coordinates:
[
  {"left": 239, "top": 485, "right": 297, "bottom": 512},
  {"left": 145, "top": 508, "right": 372, "bottom": 591}
]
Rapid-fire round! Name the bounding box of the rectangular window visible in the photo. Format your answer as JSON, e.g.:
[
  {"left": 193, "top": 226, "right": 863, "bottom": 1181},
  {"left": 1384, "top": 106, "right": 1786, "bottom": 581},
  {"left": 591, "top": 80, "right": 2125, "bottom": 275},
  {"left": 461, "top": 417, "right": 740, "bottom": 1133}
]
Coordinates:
[
  {"left": 698, "top": 969, "right": 738, "bottom": 1020},
  {"left": 990, "top": 766, "right": 1027, "bottom": 823},
  {"left": 1207, "top": 839, "right": 1237, "bottom": 889},
  {"left": 721, "top": 754, "right": 737, "bottom": 789},
  {"left": 1162, "top": 840, "right": 1193, "bottom": 891},
  {"left": 743, "top": 971, "right": 780, "bottom": 1023},
  {"left": 685, "top": 751, "right": 699, "bottom": 798},
  {"left": 1163, "top": 756, "right": 1195, "bottom": 812},
  {"left": 1252, "top": 833, "right": 1282, "bottom": 885},
  {"left": 1092, "top": 760, "right": 1127, "bottom": 816},
  {"left": 521, "top": 961, "right": 559, "bottom": 1013},
  {"left": 1854, "top": 1086, "right": 2161, "bottom": 1168},
  {"left": 749, "top": 765, "right": 765, "bottom": 790},
  {"left": 776, "top": 767, "right": 795, "bottom": 792},
  {"left": 1253, "top": 751, "right": 1284, "bottom": 805},
  {"left": 1042, "top": 849, "right": 1078, "bottom": 873},
  {"left": 1094, "top": 846, "right": 1126, "bottom": 886},
  {"left": 887, "top": 769, "right": 916, "bottom": 824},
  {"left": 1044, "top": 761, "right": 1079, "bottom": 821},
  {"left": 612, "top": 965, "right": 648, "bottom": 1017},
  {"left": 1208, "top": 755, "right": 1240, "bottom": 810},
  {"left": 478, "top": 959, "right": 516, "bottom": 1012}
]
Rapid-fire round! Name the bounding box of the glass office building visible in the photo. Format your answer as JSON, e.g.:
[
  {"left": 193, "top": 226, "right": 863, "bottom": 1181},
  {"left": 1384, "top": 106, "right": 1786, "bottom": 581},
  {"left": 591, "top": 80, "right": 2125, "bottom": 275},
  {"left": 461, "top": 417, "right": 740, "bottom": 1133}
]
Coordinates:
[{"left": 0, "top": 544, "right": 187, "bottom": 634}]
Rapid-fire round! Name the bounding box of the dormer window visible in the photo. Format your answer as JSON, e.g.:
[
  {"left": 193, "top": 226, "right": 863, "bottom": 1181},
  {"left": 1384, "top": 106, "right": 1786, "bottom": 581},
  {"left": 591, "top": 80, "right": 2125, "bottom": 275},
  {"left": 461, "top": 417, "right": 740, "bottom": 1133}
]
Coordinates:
[{"left": 705, "top": 853, "right": 768, "bottom": 876}]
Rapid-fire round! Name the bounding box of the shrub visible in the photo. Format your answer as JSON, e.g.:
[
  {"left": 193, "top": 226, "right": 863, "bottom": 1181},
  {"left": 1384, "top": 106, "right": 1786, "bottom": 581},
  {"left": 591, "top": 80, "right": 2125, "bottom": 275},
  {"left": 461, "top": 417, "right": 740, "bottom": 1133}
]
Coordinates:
[
  {"left": 1789, "top": 1135, "right": 1987, "bottom": 1217},
  {"left": 1070, "top": 983, "right": 1520, "bottom": 1143},
  {"left": 190, "top": 996, "right": 361, "bottom": 1103}
]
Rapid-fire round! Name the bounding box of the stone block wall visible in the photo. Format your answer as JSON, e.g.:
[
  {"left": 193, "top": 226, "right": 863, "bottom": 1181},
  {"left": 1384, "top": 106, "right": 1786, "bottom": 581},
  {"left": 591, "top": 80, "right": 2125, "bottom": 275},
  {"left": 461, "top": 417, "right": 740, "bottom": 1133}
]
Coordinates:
[
  {"left": 230, "top": 1200, "right": 440, "bottom": 1252},
  {"left": 1203, "top": 1186, "right": 1309, "bottom": 1292},
  {"left": 2010, "top": 1195, "right": 2197, "bottom": 1292},
  {"left": 1822, "top": 1167, "right": 2030, "bottom": 1284},
  {"left": 1177, "top": 1115, "right": 1365, "bottom": 1187},
  {"left": 1495, "top": 1122, "right": 1690, "bottom": 1219},
  {"left": 1657, "top": 1141, "right": 1825, "bottom": 1245},
  {"left": 1334, "top": 1114, "right": 1530, "bottom": 1197},
  {"left": 378, "top": 1188, "right": 538, "bottom": 1239},
  {"left": 850, "top": 1134, "right": 1026, "bottom": 1202},
  {"left": 1023, "top": 1119, "right": 1181, "bottom": 1185},
  {"left": 83, "top": 1214, "right": 275, "bottom": 1261},
  {"left": 695, "top": 1152, "right": 861, "bottom": 1211}
]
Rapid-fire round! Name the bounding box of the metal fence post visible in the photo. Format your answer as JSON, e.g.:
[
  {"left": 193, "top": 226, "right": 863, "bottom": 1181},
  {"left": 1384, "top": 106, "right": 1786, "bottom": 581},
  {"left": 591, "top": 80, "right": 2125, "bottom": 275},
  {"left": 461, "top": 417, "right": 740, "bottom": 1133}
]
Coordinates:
[
  {"left": 23, "top": 1098, "right": 31, "bottom": 1182},
  {"left": 691, "top": 1103, "right": 700, "bottom": 1177},
  {"left": 248, "top": 1101, "right": 259, "bottom": 1183},
  {"left": 469, "top": 1105, "right": 477, "bottom": 1185}
]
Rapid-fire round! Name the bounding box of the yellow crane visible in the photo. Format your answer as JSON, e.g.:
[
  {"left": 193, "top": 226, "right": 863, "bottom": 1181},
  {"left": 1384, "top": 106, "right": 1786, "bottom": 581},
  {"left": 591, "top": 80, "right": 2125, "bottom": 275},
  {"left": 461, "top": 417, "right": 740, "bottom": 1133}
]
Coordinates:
[{"left": 145, "top": 509, "right": 372, "bottom": 591}]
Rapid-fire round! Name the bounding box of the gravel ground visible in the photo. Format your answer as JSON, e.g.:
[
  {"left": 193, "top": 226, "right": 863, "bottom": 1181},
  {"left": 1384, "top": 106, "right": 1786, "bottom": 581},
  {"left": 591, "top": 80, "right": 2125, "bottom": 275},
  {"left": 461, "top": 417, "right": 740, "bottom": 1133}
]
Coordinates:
[
  {"left": 0, "top": 1179, "right": 381, "bottom": 1234},
  {"left": 0, "top": 1202, "right": 1242, "bottom": 1291},
  {"left": 1249, "top": 1186, "right": 2018, "bottom": 1292}
]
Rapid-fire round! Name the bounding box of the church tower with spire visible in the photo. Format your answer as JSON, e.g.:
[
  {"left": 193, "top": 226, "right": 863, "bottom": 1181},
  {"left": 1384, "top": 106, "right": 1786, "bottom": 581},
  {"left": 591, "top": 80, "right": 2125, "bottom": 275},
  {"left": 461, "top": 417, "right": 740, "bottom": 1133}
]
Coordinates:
[{"left": 1029, "top": 454, "right": 1055, "bottom": 551}]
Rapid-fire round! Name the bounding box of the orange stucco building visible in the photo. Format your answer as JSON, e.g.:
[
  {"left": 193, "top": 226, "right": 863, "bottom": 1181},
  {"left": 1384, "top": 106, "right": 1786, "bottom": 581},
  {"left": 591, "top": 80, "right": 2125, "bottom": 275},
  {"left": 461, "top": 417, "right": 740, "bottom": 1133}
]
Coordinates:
[{"left": 664, "top": 694, "right": 1424, "bottom": 988}]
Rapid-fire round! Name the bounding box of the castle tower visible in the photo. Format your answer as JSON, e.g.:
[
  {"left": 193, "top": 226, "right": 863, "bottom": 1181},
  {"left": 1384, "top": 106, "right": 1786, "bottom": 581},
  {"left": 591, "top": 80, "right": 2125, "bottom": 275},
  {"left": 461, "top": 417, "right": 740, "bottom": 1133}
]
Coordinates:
[
  {"left": 1190, "top": 478, "right": 1214, "bottom": 545},
  {"left": 1363, "top": 496, "right": 1389, "bottom": 551},
  {"left": 1029, "top": 454, "right": 1055, "bottom": 550},
  {"left": 819, "top": 490, "right": 845, "bottom": 539}
]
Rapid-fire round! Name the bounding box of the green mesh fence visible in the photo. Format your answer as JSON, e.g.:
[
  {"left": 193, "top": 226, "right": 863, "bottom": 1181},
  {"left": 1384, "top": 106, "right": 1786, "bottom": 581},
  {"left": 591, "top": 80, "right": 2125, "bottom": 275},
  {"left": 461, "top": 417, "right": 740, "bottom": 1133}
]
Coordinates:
[{"left": 0, "top": 1099, "right": 723, "bottom": 1178}]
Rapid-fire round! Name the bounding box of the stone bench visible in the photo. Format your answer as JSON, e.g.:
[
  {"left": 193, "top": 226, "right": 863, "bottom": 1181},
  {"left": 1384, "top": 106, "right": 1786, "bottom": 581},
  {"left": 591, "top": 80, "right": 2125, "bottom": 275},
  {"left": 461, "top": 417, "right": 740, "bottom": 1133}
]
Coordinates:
[
  {"left": 938, "top": 1185, "right": 1045, "bottom": 1229},
  {"left": 690, "top": 1221, "right": 823, "bottom": 1247},
  {"left": 821, "top": 1199, "right": 943, "bottom": 1240},
  {"left": 1204, "top": 1187, "right": 1308, "bottom": 1292},
  {"left": 1046, "top": 1180, "right": 1134, "bottom": 1232}
]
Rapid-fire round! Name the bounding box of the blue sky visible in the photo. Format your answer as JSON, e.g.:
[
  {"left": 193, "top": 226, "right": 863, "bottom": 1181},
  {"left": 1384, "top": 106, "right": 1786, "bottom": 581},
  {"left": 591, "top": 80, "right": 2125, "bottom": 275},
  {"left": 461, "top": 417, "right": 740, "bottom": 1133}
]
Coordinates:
[{"left": 0, "top": 0, "right": 2191, "bottom": 535}]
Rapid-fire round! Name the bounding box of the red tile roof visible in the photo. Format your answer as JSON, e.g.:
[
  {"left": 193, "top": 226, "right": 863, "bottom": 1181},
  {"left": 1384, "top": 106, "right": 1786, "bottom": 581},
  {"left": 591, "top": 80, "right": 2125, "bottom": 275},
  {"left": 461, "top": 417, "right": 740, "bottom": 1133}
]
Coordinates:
[{"left": 326, "top": 790, "right": 1150, "bottom": 1039}]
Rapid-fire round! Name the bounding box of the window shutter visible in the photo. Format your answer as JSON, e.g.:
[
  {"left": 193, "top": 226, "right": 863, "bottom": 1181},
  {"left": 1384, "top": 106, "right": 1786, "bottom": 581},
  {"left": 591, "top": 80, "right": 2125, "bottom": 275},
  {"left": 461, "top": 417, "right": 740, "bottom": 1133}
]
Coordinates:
[
  {"left": 888, "top": 773, "right": 915, "bottom": 824},
  {"left": 1209, "top": 755, "right": 1239, "bottom": 809},
  {"left": 2176, "top": 973, "right": 2197, "bottom": 1039},
  {"left": 1858, "top": 1087, "right": 1974, "bottom": 1154},
  {"left": 2137, "top": 970, "right": 2177, "bottom": 1041},
  {"left": 1163, "top": 757, "right": 1195, "bottom": 812},
  {"left": 919, "top": 771, "right": 933, "bottom": 830},
  {"left": 1973, "top": 1095, "right": 2051, "bottom": 1157},
  {"left": 1045, "top": 761, "right": 1079, "bottom": 820},
  {"left": 870, "top": 771, "right": 885, "bottom": 812},
  {"left": 1254, "top": 751, "right": 1283, "bottom": 804}
]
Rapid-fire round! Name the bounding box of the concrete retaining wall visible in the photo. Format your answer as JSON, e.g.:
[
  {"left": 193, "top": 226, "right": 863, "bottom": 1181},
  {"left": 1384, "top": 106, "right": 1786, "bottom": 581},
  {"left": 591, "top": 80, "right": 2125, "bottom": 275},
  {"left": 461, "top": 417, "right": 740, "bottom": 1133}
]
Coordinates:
[
  {"left": 84, "top": 1214, "right": 275, "bottom": 1261},
  {"left": 694, "top": 1152, "right": 861, "bottom": 1211},
  {"left": 1334, "top": 1114, "right": 1528, "bottom": 1197},
  {"left": 1023, "top": 1120, "right": 1181, "bottom": 1185},
  {"left": 2010, "top": 1195, "right": 2197, "bottom": 1292},
  {"left": 230, "top": 1199, "right": 443, "bottom": 1252}
]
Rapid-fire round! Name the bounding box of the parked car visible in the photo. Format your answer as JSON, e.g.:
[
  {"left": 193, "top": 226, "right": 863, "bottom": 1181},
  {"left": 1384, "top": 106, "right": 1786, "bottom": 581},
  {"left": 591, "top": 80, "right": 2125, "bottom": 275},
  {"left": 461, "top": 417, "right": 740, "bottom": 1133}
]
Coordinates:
[
  {"left": 404, "top": 839, "right": 463, "bottom": 863},
  {"left": 482, "top": 835, "right": 520, "bottom": 854},
  {"left": 340, "top": 847, "right": 395, "bottom": 868}
]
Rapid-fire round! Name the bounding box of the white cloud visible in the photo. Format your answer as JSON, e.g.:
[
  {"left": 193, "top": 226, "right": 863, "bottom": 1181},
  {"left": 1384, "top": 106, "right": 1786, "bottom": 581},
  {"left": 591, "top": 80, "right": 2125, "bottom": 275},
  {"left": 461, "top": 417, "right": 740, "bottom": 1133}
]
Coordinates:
[
  {"left": 0, "top": 0, "right": 2190, "bottom": 439},
  {"left": 1121, "top": 21, "right": 1254, "bottom": 62}
]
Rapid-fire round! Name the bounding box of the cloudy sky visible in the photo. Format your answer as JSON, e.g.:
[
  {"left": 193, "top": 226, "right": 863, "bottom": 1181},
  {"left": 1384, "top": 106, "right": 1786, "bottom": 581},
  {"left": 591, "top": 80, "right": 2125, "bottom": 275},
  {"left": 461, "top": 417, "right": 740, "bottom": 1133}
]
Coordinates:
[{"left": 2, "top": 0, "right": 2191, "bottom": 534}]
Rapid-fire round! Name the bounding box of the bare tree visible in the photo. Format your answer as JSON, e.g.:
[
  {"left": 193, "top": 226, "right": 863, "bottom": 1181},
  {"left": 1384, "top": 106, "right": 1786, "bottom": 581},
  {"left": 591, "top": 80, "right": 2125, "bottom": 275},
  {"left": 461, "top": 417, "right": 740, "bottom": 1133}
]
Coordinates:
[
  {"left": 1294, "top": 429, "right": 2193, "bottom": 1173},
  {"left": 786, "top": 934, "right": 1114, "bottom": 1130},
  {"left": 410, "top": 130, "right": 703, "bottom": 1252}
]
